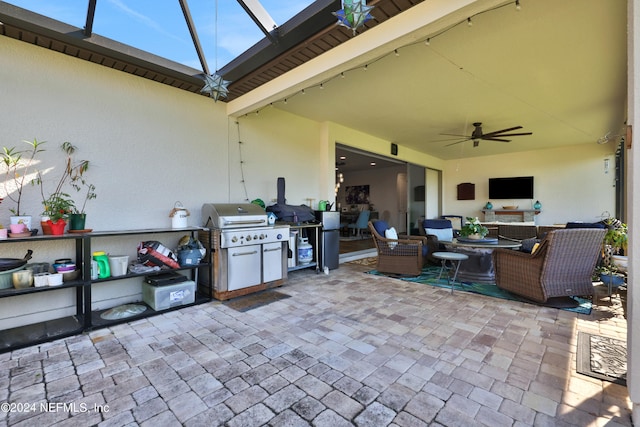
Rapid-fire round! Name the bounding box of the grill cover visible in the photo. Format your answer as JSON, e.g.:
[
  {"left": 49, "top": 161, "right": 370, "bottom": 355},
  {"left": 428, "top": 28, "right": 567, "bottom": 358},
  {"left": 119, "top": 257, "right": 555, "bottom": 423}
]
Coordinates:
[{"left": 202, "top": 203, "right": 268, "bottom": 229}]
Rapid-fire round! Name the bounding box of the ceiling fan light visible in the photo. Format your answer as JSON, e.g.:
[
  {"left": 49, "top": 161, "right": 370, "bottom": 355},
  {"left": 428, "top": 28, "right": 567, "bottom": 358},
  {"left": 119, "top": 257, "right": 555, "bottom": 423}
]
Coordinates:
[{"left": 473, "top": 140, "right": 480, "bottom": 147}]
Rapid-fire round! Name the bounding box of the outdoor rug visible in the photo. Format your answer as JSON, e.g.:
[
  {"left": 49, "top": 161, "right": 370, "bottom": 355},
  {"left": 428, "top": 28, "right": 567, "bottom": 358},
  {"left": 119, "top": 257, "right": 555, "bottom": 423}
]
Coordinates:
[
  {"left": 366, "top": 266, "right": 592, "bottom": 315},
  {"left": 223, "top": 290, "right": 291, "bottom": 312},
  {"left": 576, "top": 331, "right": 627, "bottom": 385}
]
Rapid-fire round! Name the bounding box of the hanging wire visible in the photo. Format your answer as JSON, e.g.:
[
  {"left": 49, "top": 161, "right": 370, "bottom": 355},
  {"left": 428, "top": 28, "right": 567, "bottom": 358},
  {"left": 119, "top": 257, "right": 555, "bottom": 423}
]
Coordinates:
[{"left": 236, "top": 120, "right": 250, "bottom": 202}]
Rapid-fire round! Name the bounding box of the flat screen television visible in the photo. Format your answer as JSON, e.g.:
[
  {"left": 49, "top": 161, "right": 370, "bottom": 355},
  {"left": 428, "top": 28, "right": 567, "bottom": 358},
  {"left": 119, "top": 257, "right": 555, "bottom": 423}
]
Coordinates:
[{"left": 489, "top": 176, "right": 534, "bottom": 199}]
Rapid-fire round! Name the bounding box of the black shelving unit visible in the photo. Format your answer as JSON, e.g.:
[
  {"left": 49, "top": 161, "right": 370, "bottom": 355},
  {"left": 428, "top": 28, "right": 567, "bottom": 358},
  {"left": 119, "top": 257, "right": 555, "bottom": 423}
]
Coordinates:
[{"left": 0, "top": 227, "right": 212, "bottom": 353}]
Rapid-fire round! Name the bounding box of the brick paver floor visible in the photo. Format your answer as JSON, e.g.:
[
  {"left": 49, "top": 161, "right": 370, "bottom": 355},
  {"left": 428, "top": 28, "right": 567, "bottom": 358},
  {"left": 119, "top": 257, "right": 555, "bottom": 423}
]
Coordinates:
[{"left": 0, "top": 261, "right": 631, "bottom": 426}]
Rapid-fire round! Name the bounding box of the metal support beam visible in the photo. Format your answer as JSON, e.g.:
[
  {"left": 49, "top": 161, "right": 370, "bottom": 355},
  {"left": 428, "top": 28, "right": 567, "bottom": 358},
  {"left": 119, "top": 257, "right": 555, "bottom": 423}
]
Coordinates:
[
  {"left": 236, "top": 0, "right": 279, "bottom": 43},
  {"left": 84, "top": 0, "right": 97, "bottom": 37},
  {"left": 179, "top": 0, "right": 210, "bottom": 75}
]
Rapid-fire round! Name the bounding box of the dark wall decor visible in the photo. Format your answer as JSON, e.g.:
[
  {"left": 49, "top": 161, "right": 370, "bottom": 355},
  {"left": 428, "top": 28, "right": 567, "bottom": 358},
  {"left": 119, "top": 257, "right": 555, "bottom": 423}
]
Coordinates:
[
  {"left": 457, "top": 182, "right": 475, "bottom": 200},
  {"left": 345, "top": 185, "right": 370, "bottom": 204}
]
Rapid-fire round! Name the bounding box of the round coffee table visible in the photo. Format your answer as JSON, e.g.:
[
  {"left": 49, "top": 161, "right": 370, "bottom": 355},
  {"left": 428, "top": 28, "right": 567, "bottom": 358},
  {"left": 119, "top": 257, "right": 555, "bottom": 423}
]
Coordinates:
[
  {"left": 432, "top": 251, "right": 469, "bottom": 293},
  {"left": 444, "top": 238, "right": 522, "bottom": 284}
]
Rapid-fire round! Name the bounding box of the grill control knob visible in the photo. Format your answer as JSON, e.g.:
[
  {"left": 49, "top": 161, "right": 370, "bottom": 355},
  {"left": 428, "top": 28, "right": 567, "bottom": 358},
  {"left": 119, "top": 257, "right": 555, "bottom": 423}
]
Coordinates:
[
  {"left": 246, "top": 235, "right": 252, "bottom": 241},
  {"left": 259, "top": 234, "right": 265, "bottom": 240},
  {"left": 254, "top": 235, "right": 258, "bottom": 240},
  {"left": 277, "top": 234, "right": 283, "bottom": 240},
  {"left": 231, "top": 236, "right": 238, "bottom": 243}
]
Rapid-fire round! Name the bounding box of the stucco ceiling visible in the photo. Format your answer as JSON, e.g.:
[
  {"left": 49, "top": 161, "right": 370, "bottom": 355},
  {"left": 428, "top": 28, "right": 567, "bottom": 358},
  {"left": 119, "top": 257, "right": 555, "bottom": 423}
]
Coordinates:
[{"left": 241, "top": 0, "right": 628, "bottom": 160}]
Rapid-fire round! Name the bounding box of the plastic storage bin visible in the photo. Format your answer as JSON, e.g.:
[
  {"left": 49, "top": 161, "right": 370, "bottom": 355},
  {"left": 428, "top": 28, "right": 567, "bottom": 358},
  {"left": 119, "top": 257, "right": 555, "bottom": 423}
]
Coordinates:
[{"left": 142, "top": 280, "right": 196, "bottom": 311}]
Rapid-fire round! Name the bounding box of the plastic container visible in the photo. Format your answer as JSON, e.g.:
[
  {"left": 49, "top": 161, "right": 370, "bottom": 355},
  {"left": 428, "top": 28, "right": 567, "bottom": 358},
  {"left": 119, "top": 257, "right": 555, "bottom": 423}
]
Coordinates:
[
  {"left": 0, "top": 265, "right": 26, "bottom": 289},
  {"left": 108, "top": 255, "right": 129, "bottom": 277},
  {"left": 142, "top": 280, "right": 195, "bottom": 311},
  {"left": 92, "top": 251, "right": 110, "bottom": 278},
  {"left": 48, "top": 273, "right": 63, "bottom": 286},
  {"left": 12, "top": 270, "right": 33, "bottom": 289}
]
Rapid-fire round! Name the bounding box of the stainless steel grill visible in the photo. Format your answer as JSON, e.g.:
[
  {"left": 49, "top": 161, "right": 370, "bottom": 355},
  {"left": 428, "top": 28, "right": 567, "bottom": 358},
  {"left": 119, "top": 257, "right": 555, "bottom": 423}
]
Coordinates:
[{"left": 202, "top": 203, "right": 289, "bottom": 298}]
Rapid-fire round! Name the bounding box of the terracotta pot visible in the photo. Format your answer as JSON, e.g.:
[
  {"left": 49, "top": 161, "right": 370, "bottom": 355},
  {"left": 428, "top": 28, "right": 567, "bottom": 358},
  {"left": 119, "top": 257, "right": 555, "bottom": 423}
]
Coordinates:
[
  {"left": 47, "top": 219, "right": 66, "bottom": 235},
  {"left": 41, "top": 216, "right": 53, "bottom": 235}
]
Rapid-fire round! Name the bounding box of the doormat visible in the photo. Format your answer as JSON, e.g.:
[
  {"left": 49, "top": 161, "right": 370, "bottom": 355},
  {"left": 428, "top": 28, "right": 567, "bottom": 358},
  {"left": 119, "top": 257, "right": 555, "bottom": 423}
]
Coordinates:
[
  {"left": 366, "top": 266, "right": 592, "bottom": 315},
  {"left": 576, "top": 331, "right": 627, "bottom": 385},
  {"left": 223, "top": 290, "right": 291, "bottom": 312}
]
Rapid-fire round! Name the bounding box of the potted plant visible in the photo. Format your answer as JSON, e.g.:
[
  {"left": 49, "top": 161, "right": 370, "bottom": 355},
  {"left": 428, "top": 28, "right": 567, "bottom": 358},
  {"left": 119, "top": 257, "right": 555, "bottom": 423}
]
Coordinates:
[
  {"left": 33, "top": 142, "right": 91, "bottom": 234},
  {"left": 69, "top": 178, "right": 96, "bottom": 231},
  {"left": 42, "top": 193, "right": 75, "bottom": 235},
  {"left": 596, "top": 265, "right": 625, "bottom": 287},
  {"left": 459, "top": 217, "right": 489, "bottom": 239},
  {"left": 602, "top": 217, "right": 627, "bottom": 271},
  {"left": 1, "top": 138, "right": 46, "bottom": 231}
]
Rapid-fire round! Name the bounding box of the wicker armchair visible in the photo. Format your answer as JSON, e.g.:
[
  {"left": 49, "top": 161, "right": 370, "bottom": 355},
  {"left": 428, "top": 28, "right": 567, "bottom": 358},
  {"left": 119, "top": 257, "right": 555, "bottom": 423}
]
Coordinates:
[
  {"left": 493, "top": 228, "right": 606, "bottom": 303},
  {"left": 368, "top": 221, "right": 438, "bottom": 276}
]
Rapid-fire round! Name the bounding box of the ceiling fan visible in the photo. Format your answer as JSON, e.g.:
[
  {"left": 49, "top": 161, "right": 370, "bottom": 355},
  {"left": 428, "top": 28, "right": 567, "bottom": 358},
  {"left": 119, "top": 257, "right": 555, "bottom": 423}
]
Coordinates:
[{"left": 441, "top": 122, "right": 533, "bottom": 147}]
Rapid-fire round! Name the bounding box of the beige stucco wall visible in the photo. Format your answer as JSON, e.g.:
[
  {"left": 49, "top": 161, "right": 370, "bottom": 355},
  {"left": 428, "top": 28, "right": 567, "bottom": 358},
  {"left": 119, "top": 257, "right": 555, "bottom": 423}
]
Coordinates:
[
  {"left": 442, "top": 143, "right": 618, "bottom": 225},
  {"left": 0, "top": 37, "right": 322, "bottom": 328}
]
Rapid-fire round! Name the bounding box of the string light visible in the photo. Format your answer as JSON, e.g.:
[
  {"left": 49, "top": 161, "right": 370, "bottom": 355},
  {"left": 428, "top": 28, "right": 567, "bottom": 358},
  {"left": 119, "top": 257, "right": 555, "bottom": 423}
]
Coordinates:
[{"left": 244, "top": 1, "right": 522, "bottom": 116}]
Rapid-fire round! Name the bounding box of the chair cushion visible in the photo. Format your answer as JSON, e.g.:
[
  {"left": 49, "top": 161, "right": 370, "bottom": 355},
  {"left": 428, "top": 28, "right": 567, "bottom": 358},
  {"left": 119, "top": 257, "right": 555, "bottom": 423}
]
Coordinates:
[
  {"left": 424, "top": 219, "right": 454, "bottom": 242},
  {"left": 385, "top": 227, "right": 398, "bottom": 249},
  {"left": 373, "top": 220, "right": 389, "bottom": 236}
]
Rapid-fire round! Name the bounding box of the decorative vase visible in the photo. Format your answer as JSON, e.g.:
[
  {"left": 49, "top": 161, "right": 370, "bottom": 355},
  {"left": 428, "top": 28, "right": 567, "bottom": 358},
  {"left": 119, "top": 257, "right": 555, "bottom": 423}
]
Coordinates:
[
  {"left": 533, "top": 200, "right": 542, "bottom": 209},
  {"left": 485, "top": 201, "right": 493, "bottom": 210},
  {"left": 69, "top": 213, "right": 86, "bottom": 231},
  {"left": 47, "top": 219, "right": 66, "bottom": 235}
]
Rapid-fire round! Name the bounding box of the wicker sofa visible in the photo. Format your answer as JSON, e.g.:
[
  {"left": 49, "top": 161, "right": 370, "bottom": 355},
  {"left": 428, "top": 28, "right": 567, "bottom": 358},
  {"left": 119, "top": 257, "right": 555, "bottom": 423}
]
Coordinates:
[{"left": 492, "top": 228, "right": 606, "bottom": 303}]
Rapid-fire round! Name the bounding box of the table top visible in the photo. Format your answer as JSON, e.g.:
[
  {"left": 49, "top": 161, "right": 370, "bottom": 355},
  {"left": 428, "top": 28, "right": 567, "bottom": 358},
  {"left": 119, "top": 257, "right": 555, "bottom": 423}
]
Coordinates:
[
  {"left": 432, "top": 251, "right": 469, "bottom": 260},
  {"left": 447, "top": 238, "right": 522, "bottom": 249}
]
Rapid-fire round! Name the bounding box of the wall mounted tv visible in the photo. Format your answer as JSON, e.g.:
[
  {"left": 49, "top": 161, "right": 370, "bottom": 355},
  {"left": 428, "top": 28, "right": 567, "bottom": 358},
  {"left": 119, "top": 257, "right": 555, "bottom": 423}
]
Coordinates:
[{"left": 488, "top": 176, "right": 534, "bottom": 199}]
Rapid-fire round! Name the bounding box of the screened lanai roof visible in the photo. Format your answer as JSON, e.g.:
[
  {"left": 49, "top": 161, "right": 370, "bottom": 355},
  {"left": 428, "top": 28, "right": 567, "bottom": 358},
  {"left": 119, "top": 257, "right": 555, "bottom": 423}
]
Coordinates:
[{"left": 0, "top": 0, "right": 420, "bottom": 101}]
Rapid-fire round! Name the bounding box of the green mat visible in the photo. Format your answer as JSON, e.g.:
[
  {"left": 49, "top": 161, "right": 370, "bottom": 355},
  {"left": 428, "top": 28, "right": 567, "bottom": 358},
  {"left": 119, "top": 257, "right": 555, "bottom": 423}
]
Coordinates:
[{"left": 367, "top": 266, "right": 591, "bottom": 315}]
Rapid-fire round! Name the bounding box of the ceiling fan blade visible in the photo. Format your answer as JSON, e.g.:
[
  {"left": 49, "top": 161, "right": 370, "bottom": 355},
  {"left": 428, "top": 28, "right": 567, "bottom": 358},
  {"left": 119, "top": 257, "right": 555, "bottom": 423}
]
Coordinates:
[
  {"left": 430, "top": 137, "right": 472, "bottom": 143},
  {"left": 445, "top": 139, "right": 468, "bottom": 147},
  {"left": 486, "top": 132, "right": 532, "bottom": 137},
  {"left": 483, "top": 138, "right": 511, "bottom": 142},
  {"left": 482, "top": 126, "right": 523, "bottom": 136},
  {"left": 439, "top": 133, "right": 469, "bottom": 138}
]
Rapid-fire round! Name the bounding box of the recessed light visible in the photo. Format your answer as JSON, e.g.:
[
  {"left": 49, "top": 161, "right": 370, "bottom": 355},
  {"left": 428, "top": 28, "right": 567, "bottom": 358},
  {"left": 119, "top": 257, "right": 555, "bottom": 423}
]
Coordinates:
[
  {"left": 370, "top": 162, "right": 376, "bottom": 166},
  {"left": 340, "top": 156, "right": 346, "bottom": 160}
]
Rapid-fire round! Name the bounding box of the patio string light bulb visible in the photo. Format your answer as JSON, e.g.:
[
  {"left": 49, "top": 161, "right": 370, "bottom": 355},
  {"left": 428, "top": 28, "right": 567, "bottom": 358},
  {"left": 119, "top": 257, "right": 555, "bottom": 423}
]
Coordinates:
[
  {"left": 201, "top": 73, "right": 230, "bottom": 102},
  {"left": 333, "top": 0, "right": 375, "bottom": 36}
]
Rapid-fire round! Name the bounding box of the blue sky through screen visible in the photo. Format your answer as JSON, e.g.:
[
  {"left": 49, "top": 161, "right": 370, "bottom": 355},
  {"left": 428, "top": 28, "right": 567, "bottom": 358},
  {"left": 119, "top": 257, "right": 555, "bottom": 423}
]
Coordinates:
[{"left": 4, "top": 1, "right": 316, "bottom": 71}]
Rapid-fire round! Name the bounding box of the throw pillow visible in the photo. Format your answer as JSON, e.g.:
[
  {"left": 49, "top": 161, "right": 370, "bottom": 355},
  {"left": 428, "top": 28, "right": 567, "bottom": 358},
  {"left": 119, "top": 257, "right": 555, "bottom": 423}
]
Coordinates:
[{"left": 385, "top": 227, "right": 398, "bottom": 249}]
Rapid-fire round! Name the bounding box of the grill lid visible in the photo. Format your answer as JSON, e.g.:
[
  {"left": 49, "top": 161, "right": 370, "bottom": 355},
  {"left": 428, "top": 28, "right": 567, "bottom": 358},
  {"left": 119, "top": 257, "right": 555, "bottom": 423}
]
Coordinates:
[{"left": 202, "top": 203, "right": 268, "bottom": 229}]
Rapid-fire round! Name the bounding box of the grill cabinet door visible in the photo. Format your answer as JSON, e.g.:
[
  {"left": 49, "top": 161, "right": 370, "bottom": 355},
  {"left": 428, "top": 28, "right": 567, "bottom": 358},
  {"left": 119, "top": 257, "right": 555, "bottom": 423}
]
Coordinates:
[
  {"left": 227, "top": 246, "right": 261, "bottom": 291},
  {"left": 262, "top": 242, "right": 284, "bottom": 283}
]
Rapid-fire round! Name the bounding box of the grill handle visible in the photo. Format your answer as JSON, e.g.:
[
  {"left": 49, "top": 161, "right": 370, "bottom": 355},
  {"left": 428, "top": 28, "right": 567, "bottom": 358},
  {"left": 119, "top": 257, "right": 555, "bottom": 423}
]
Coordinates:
[
  {"left": 232, "top": 250, "right": 259, "bottom": 257},
  {"left": 223, "top": 219, "right": 267, "bottom": 226}
]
